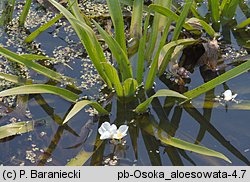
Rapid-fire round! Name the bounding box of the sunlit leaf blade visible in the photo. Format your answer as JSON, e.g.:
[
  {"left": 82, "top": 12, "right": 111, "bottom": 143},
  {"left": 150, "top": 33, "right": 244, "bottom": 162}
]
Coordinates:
[
  {"left": 145, "top": 0, "right": 170, "bottom": 61},
  {"left": 182, "top": 60, "right": 250, "bottom": 104},
  {"left": 136, "top": 13, "right": 150, "bottom": 84},
  {"left": 93, "top": 20, "right": 133, "bottom": 81},
  {"left": 0, "top": 121, "right": 34, "bottom": 140},
  {"left": 123, "top": 78, "right": 138, "bottom": 97},
  {"left": 21, "top": 54, "right": 54, "bottom": 61},
  {"left": 186, "top": 99, "right": 250, "bottom": 110},
  {"left": 19, "top": 0, "right": 31, "bottom": 26},
  {"left": 172, "top": 0, "right": 193, "bottom": 41},
  {"left": 158, "top": 39, "right": 197, "bottom": 76},
  {"left": 24, "top": 14, "right": 63, "bottom": 43},
  {"left": 130, "top": 0, "right": 143, "bottom": 38},
  {"left": 0, "top": 84, "right": 79, "bottom": 102},
  {"left": 159, "top": 136, "right": 231, "bottom": 163},
  {"left": 102, "top": 63, "right": 123, "bottom": 97},
  {"left": 236, "top": 18, "right": 250, "bottom": 29},
  {"left": 148, "top": 4, "right": 194, "bottom": 31},
  {"left": 0, "top": 46, "right": 73, "bottom": 83},
  {"left": 0, "top": 72, "right": 32, "bottom": 84},
  {"left": 66, "top": 140, "right": 102, "bottom": 166},
  {"left": 210, "top": 0, "right": 220, "bottom": 23},
  {"left": 221, "top": 0, "right": 240, "bottom": 20},
  {"left": 48, "top": 0, "right": 111, "bottom": 88},
  {"left": 63, "top": 100, "right": 109, "bottom": 124},
  {"left": 106, "top": 0, "right": 127, "bottom": 54},
  {"left": 68, "top": 0, "right": 86, "bottom": 23},
  {"left": 187, "top": 17, "right": 216, "bottom": 38},
  {"left": 134, "top": 89, "right": 187, "bottom": 113},
  {"left": 145, "top": 18, "right": 173, "bottom": 91}
]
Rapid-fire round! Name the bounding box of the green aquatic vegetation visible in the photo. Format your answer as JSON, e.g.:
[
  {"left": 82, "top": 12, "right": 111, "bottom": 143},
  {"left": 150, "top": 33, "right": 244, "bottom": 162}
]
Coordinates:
[
  {"left": 0, "top": 121, "right": 34, "bottom": 140},
  {"left": 24, "top": 13, "right": 63, "bottom": 43},
  {"left": 0, "top": 0, "right": 16, "bottom": 26},
  {"left": 19, "top": 0, "right": 32, "bottom": 26}
]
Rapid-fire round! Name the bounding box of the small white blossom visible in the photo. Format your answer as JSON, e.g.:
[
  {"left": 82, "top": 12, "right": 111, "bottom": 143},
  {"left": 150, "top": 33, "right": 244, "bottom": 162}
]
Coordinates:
[
  {"left": 222, "top": 90, "right": 237, "bottom": 101},
  {"left": 98, "top": 122, "right": 128, "bottom": 140},
  {"left": 113, "top": 125, "right": 129, "bottom": 140},
  {"left": 98, "top": 122, "right": 117, "bottom": 140}
]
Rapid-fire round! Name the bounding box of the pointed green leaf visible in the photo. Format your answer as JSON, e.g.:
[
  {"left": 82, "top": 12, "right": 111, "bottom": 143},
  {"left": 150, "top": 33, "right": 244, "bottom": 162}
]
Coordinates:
[
  {"left": 130, "top": 0, "right": 143, "bottom": 38},
  {"left": 187, "top": 17, "right": 216, "bottom": 38},
  {"left": 102, "top": 63, "right": 123, "bottom": 97},
  {"left": 134, "top": 89, "right": 187, "bottom": 113},
  {"left": 21, "top": 54, "right": 55, "bottom": 61},
  {"left": 106, "top": 0, "right": 127, "bottom": 53},
  {"left": 172, "top": 0, "right": 193, "bottom": 41},
  {"left": 236, "top": 18, "right": 250, "bottom": 29},
  {"left": 48, "top": 0, "right": 111, "bottom": 88},
  {"left": 149, "top": 4, "right": 194, "bottom": 31},
  {"left": 140, "top": 120, "right": 231, "bottom": 163},
  {"left": 159, "top": 136, "right": 231, "bottom": 163},
  {"left": 0, "top": 46, "right": 73, "bottom": 83},
  {"left": 19, "top": 0, "right": 32, "bottom": 26},
  {"left": 0, "top": 84, "right": 79, "bottom": 102},
  {"left": 158, "top": 38, "right": 197, "bottom": 76},
  {"left": 66, "top": 140, "right": 102, "bottom": 166},
  {"left": 123, "top": 78, "right": 138, "bottom": 97},
  {"left": 93, "top": 20, "right": 133, "bottom": 81},
  {"left": 210, "top": 0, "right": 220, "bottom": 23},
  {"left": 0, "top": 72, "right": 32, "bottom": 84},
  {"left": 24, "top": 14, "right": 63, "bottom": 43},
  {"left": 182, "top": 60, "right": 250, "bottom": 104},
  {"left": 0, "top": 121, "right": 34, "bottom": 140},
  {"left": 63, "top": 100, "right": 109, "bottom": 124}
]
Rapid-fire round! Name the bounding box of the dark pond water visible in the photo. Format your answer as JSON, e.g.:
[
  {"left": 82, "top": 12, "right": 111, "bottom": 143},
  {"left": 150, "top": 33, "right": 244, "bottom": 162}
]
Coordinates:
[{"left": 0, "top": 0, "right": 250, "bottom": 166}]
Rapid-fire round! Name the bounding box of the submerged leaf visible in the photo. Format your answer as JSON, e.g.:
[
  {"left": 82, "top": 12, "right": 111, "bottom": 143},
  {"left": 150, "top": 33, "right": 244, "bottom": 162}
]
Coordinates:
[
  {"left": 0, "top": 72, "right": 32, "bottom": 85},
  {"left": 140, "top": 119, "right": 231, "bottom": 163},
  {"left": 66, "top": 140, "right": 102, "bottom": 166},
  {"left": 159, "top": 135, "right": 231, "bottom": 163},
  {"left": 0, "top": 121, "right": 34, "bottom": 140},
  {"left": 134, "top": 89, "right": 187, "bottom": 113},
  {"left": 63, "top": 100, "right": 109, "bottom": 124}
]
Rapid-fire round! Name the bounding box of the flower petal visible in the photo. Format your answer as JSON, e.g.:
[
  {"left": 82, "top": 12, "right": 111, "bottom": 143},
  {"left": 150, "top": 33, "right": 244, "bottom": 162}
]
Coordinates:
[
  {"left": 102, "top": 122, "right": 112, "bottom": 131},
  {"left": 98, "top": 127, "right": 105, "bottom": 135},
  {"left": 112, "top": 133, "right": 124, "bottom": 140},
  {"left": 117, "top": 125, "right": 129, "bottom": 135},
  {"left": 110, "top": 124, "right": 117, "bottom": 135},
  {"left": 100, "top": 131, "right": 112, "bottom": 140}
]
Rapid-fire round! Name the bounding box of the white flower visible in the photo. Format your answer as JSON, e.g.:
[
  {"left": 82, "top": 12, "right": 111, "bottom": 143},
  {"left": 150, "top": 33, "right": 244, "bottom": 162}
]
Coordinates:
[
  {"left": 98, "top": 122, "right": 117, "bottom": 140},
  {"left": 113, "top": 125, "right": 129, "bottom": 140},
  {"left": 222, "top": 90, "right": 237, "bottom": 101},
  {"left": 98, "top": 122, "right": 128, "bottom": 140}
]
